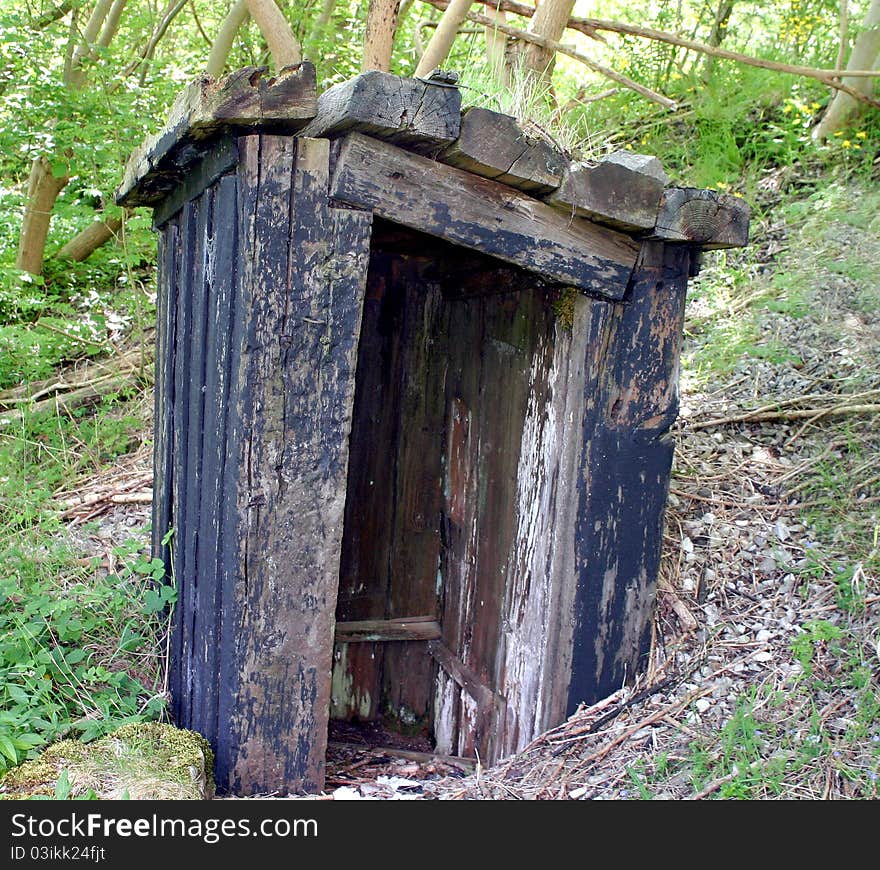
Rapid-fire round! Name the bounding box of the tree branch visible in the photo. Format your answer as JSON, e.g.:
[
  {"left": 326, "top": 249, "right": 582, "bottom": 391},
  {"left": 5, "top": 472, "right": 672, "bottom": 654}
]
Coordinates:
[{"left": 419, "top": 0, "right": 880, "bottom": 109}]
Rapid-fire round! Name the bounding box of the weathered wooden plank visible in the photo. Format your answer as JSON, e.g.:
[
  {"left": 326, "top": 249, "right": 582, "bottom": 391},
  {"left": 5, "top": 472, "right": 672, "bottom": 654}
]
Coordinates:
[
  {"left": 117, "top": 64, "right": 317, "bottom": 207},
  {"left": 545, "top": 151, "right": 668, "bottom": 231},
  {"left": 152, "top": 137, "right": 237, "bottom": 229},
  {"left": 428, "top": 639, "right": 503, "bottom": 723},
  {"left": 180, "top": 191, "right": 210, "bottom": 727},
  {"left": 151, "top": 218, "right": 178, "bottom": 571},
  {"left": 495, "top": 291, "right": 613, "bottom": 757},
  {"left": 335, "top": 618, "right": 442, "bottom": 643},
  {"left": 382, "top": 259, "right": 446, "bottom": 732},
  {"left": 168, "top": 200, "right": 196, "bottom": 727},
  {"left": 221, "top": 136, "right": 371, "bottom": 796},
  {"left": 331, "top": 132, "right": 639, "bottom": 297},
  {"left": 650, "top": 187, "right": 749, "bottom": 249},
  {"left": 333, "top": 259, "right": 398, "bottom": 724},
  {"left": 299, "top": 70, "right": 460, "bottom": 152},
  {"left": 567, "top": 242, "right": 691, "bottom": 711},
  {"left": 191, "top": 176, "right": 238, "bottom": 749},
  {"left": 214, "top": 143, "right": 255, "bottom": 792},
  {"left": 439, "top": 106, "right": 567, "bottom": 193}
]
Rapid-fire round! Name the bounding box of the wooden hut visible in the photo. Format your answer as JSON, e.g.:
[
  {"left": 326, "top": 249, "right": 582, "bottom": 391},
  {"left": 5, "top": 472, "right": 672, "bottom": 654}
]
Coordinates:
[{"left": 117, "top": 63, "right": 748, "bottom": 796}]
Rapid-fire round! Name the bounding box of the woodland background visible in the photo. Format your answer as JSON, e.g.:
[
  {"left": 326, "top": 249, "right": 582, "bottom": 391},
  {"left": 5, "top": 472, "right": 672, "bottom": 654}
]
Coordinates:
[{"left": 0, "top": 0, "right": 878, "bottom": 799}]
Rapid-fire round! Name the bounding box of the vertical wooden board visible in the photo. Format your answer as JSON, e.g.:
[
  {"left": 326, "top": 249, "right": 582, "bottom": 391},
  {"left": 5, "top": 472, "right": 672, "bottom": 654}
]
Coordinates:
[
  {"left": 495, "top": 292, "right": 613, "bottom": 757},
  {"left": 567, "top": 243, "right": 691, "bottom": 711},
  {"left": 225, "top": 135, "right": 370, "bottom": 795},
  {"left": 151, "top": 218, "right": 178, "bottom": 570},
  {"left": 382, "top": 264, "right": 447, "bottom": 729},
  {"left": 191, "top": 174, "right": 238, "bottom": 747},
  {"left": 215, "top": 143, "right": 255, "bottom": 792},
  {"left": 467, "top": 289, "right": 547, "bottom": 760},
  {"left": 438, "top": 294, "right": 483, "bottom": 757},
  {"left": 334, "top": 257, "right": 401, "bottom": 722},
  {"left": 226, "top": 133, "right": 297, "bottom": 794},
  {"left": 168, "top": 200, "right": 196, "bottom": 727},
  {"left": 180, "top": 191, "right": 210, "bottom": 725}
]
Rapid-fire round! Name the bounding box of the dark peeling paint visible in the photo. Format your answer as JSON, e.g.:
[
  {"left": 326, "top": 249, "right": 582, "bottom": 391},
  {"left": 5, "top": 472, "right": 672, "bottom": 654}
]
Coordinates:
[{"left": 567, "top": 243, "right": 691, "bottom": 711}]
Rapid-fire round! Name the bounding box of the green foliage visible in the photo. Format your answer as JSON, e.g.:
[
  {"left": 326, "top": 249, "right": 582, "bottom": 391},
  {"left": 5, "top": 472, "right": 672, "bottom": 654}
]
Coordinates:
[{"left": 0, "top": 530, "right": 171, "bottom": 775}]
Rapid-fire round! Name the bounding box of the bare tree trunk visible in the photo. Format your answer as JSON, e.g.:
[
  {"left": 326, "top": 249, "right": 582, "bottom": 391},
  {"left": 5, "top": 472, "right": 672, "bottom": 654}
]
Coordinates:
[
  {"left": 814, "top": 0, "right": 880, "bottom": 139},
  {"left": 97, "top": 0, "right": 127, "bottom": 47},
  {"left": 56, "top": 215, "right": 125, "bottom": 262},
  {"left": 206, "top": 0, "right": 250, "bottom": 77},
  {"left": 520, "top": 0, "right": 576, "bottom": 82},
  {"left": 243, "top": 0, "right": 301, "bottom": 69},
  {"left": 484, "top": 5, "right": 508, "bottom": 82},
  {"left": 363, "top": 0, "right": 400, "bottom": 71},
  {"left": 307, "top": 0, "right": 336, "bottom": 50},
  {"left": 702, "top": 0, "right": 735, "bottom": 81},
  {"left": 16, "top": 157, "right": 70, "bottom": 275},
  {"left": 67, "top": 0, "right": 114, "bottom": 88},
  {"left": 414, "top": 0, "right": 473, "bottom": 76}
]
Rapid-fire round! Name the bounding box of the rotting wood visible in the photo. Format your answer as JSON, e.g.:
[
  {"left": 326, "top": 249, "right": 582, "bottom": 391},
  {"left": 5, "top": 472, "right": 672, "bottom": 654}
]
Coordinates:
[
  {"left": 335, "top": 618, "right": 442, "bottom": 643},
  {"left": 567, "top": 242, "right": 691, "bottom": 710},
  {"left": 218, "top": 135, "right": 372, "bottom": 796},
  {"left": 117, "top": 63, "right": 317, "bottom": 207},
  {"left": 439, "top": 105, "right": 568, "bottom": 194},
  {"left": 330, "top": 132, "right": 639, "bottom": 297},
  {"left": 650, "top": 187, "right": 749, "bottom": 249},
  {"left": 428, "top": 639, "right": 503, "bottom": 722},
  {"left": 151, "top": 137, "right": 238, "bottom": 228},
  {"left": 298, "top": 69, "right": 460, "bottom": 152},
  {"left": 546, "top": 151, "right": 668, "bottom": 231}
]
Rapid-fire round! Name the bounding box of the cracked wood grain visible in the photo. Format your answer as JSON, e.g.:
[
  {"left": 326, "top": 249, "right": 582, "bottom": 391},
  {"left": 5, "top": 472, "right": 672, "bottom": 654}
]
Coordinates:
[
  {"left": 117, "top": 64, "right": 317, "bottom": 207},
  {"left": 439, "top": 106, "right": 568, "bottom": 193},
  {"left": 330, "top": 132, "right": 639, "bottom": 297},
  {"left": 298, "top": 69, "right": 460, "bottom": 152}
]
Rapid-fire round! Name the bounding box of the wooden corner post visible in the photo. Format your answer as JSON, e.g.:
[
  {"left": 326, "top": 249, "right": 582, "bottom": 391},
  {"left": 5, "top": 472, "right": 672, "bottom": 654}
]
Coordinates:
[
  {"left": 567, "top": 241, "right": 692, "bottom": 708},
  {"left": 217, "top": 135, "right": 370, "bottom": 794}
]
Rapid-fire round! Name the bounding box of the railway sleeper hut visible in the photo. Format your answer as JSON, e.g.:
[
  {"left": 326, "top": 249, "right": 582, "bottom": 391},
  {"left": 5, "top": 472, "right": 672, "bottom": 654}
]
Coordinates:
[{"left": 118, "top": 63, "right": 749, "bottom": 796}]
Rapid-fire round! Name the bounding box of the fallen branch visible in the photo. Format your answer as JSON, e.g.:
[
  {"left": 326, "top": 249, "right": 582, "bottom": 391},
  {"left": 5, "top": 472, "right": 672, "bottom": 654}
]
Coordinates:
[
  {"left": 550, "top": 676, "right": 678, "bottom": 755},
  {"left": 0, "top": 346, "right": 152, "bottom": 407},
  {"left": 688, "top": 402, "right": 880, "bottom": 430},
  {"left": 0, "top": 375, "right": 143, "bottom": 427}
]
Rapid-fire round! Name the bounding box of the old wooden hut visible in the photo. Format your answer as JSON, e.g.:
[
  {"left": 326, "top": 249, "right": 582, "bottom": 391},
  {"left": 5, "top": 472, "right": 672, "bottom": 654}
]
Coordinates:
[{"left": 118, "top": 63, "right": 748, "bottom": 796}]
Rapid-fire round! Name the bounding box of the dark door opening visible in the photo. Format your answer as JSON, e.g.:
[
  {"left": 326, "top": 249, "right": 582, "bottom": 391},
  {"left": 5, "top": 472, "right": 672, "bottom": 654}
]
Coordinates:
[{"left": 332, "top": 218, "right": 564, "bottom": 760}]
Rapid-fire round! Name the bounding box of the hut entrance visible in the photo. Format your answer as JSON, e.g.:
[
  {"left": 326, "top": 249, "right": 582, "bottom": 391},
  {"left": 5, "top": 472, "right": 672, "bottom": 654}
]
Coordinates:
[{"left": 333, "top": 219, "right": 559, "bottom": 761}]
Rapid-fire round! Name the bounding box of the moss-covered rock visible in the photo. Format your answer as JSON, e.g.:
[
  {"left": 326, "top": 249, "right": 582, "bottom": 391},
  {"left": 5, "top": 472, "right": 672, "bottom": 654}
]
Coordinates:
[{"left": 0, "top": 723, "right": 214, "bottom": 800}]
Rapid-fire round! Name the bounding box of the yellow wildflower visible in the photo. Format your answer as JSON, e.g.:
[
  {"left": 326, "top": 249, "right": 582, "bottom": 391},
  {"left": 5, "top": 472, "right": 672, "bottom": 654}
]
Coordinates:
[
  {"left": 856, "top": 131, "right": 867, "bottom": 139},
  {"left": 842, "top": 140, "right": 851, "bottom": 148}
]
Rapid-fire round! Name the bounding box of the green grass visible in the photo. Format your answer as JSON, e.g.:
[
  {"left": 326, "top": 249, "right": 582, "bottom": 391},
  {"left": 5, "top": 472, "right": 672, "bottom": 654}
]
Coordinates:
[{"left": 0, "top": 393, "right": 169, "bottom": 777}]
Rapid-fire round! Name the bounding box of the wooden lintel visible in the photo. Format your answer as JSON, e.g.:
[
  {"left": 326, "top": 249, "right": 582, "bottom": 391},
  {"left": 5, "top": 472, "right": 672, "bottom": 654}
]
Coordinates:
[
  {"left": 330, "top": 132, "right": 639, "bottom": 298},
  {"left": 545, "top": 150, "right": 668, "bottom": 231},
  {"left": 117, "top": 63, "right": 317, "bottom": 207},
  {"left": 428, "top": 639, "right": 501, "bottom": 716},
  {"left": 334, "top": 617, "right": 442, "bottom": 643},
  {"left": 439, "top": 106, "right": 568, "bottom": 194},
  {"left": 299, "top": 70, "right": 461, "bottom": 153},
  {"left": 649, "top": 187, "right": 750, "bottom": 249}
]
